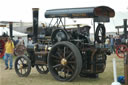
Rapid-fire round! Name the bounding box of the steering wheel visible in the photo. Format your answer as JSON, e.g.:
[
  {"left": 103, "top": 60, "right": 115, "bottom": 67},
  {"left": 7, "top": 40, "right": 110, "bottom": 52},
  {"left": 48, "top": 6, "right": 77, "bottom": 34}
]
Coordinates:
[{"left": 95, "top": 24, "right": 106, "bottom": 43}]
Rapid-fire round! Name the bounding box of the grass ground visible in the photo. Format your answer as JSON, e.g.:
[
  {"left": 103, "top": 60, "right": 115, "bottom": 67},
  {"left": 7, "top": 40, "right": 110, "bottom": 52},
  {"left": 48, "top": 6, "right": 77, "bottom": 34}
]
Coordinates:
[{"left": 0, "top": 54, "right": 125, "bottom": 85}]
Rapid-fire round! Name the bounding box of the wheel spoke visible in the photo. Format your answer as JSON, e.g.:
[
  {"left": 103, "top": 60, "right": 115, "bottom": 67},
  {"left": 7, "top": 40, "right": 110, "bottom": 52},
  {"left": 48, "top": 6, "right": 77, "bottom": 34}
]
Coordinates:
[
  {"left": 61, "top": 67, "right": 67, "bottom": 78},
  {"left": 68, "top": 61, "right": 75, "bottom": 64},
  {"left": 41, "top": 66, "right": 45, "bottom": 71},
  {"left": 53, "top": 64, "right": 62, "bottom": 68},
  {"left": 54, "top": 60, "right": 60, "bottom": 63},
  {"left": 66, "top": 52, "right": 73, "bottom": 60},
  {"left": 56, "top": 52, "right": 62, "bottom": 58},
  {"left": 66, "top": 69, "right": 71, "bottom": 76},
  {"left": 17, "top": 65, "right": 20, "bottom": 69},
  {"left": 20, "top": 58, "right": 24, "bottom": 64},
  {"left": 63, "top": 47, "right": 66, "bottom": 58},
  {"left": 60, "top": 67, "right": 64, "bottom": 72},
  {"left": 20, "top": 69, "right": 23, "bottom": 74},
  {"left": 63, "top": 67, "right": 67, "bottom": 78},
  {"left": 51, "top": 55, "right": 60, "bottom": 60},
  {"left": 21, "top": 58, "right": 25, "bottom": 63},
  {"left": 23, "top": 64, "right": 28, "bottom": 68},
  {"left": 24, "top": 68, "right": 27, "bottom": 73},
  {"left": 99, "top": 28, "right": 102, "bottom": 32},
  {"left": 19, "top": 59, "right": 23, "bottom": 64},
  {"left": 64, "top": 72, "right": 66, "bottom": 78},
  {"left": 65, "top": 65, "right": 73, "bottom": 73},
  {"left": 57, "top": 65, "right": 63, "bottom": 71},
  {"left": 17, "top": 63, "right": 20, "bottom": 66}
]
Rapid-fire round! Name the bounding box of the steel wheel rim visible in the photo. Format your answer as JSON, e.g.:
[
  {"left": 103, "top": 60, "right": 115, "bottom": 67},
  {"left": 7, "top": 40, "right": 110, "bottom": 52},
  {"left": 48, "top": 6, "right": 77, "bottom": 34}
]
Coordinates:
[
  {"left": 15, "top": 57, "right": 29, "bottom": 75},
  {"left": 49, "top": 44, "right": 77, "bottom": 81}
]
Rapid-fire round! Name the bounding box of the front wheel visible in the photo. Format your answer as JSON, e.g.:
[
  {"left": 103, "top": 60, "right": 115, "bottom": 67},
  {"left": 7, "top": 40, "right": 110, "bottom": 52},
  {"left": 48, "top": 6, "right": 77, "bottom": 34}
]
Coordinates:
[
  {"left": 15, "top": 55, "right": 31, "bottom": 77},
  {"left": 48, "top": 41, "right": 82, "bottom": 81}
]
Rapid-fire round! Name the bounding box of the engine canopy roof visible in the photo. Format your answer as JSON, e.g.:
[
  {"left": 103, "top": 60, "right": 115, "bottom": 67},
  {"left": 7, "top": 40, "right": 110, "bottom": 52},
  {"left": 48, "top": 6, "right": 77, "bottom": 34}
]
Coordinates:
[{"left": 45, "top": 6, "right": 115, "bottom": 18}]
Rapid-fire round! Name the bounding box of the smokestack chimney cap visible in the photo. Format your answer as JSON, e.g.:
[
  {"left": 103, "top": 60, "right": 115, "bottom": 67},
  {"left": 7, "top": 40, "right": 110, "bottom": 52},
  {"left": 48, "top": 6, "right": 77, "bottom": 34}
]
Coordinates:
[{"left": 32, "top": 8, "right": 39, "bottom": 11}]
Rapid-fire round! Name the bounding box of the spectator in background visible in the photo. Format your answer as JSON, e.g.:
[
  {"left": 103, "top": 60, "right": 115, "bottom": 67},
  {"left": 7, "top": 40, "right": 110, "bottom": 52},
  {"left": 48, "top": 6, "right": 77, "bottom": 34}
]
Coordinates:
[
  {"left": 4, "top": 37, "right": 14, "bottom": 70},
  {"left": 28, "top": 37, "right": 33, "bottom": 45},
  {"left": 15, "top": 37, "right": 22, "bottom": 46},
  {"left": 14, "top": 39, "right": 25, "bottom": 56},
  {"left": 115, "top": 35, "right": 121, "bottom": 46},
  {"left": 105, "top": 36, "right": 110, "bottom": 48},
  {"left": 121, "top": 35, "right": 126, "bottom": 44},
  {"left": 110, "top": 35, "right": 115, "bottom": 53},
  {"left": 21, "top": 40, "right": 25, "bottom": 45}
]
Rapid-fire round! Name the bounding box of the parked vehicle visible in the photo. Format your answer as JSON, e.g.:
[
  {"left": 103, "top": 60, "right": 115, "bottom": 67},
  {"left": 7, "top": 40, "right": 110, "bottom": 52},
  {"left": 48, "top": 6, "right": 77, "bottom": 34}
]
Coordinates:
[{"left": 15, "top": 6, "right": 115, "bottom": 81}]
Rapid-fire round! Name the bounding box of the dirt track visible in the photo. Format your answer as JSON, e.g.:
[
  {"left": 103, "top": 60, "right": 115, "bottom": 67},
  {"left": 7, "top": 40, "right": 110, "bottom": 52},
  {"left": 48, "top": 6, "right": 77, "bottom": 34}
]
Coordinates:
[{"left": 0, "top": 54, "right": 124, "bottom": 85}]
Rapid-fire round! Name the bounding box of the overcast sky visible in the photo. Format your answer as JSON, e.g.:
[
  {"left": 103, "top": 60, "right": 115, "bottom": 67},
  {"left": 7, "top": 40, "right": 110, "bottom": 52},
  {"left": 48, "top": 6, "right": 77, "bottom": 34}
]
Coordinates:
[
  {"left": 0, "top": 0, "right": 128, "bottom": 32},
  {"left": 0, "top": 0, "right": 127, "bottom": 22}
]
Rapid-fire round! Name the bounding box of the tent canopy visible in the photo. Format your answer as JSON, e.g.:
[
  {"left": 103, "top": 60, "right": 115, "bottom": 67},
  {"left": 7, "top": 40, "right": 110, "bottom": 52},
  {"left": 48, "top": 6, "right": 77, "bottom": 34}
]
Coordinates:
[{"left": 0, "top": 27, "right": 27, "bottom": 37}]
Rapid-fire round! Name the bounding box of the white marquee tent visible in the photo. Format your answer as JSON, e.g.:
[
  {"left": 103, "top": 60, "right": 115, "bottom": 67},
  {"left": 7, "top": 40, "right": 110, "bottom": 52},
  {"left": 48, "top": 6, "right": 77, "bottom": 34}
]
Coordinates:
[
  {"left": 0, "top": 27, "right": 27, "bottom": 36},
  {"left": 0, "top": 27, "right": 28, "bottom": 46}
]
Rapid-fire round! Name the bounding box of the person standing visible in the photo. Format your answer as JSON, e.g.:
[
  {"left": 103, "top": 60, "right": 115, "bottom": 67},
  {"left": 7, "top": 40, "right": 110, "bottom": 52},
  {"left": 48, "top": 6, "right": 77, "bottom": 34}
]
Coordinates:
[
  {"left": 115, "top": 35, "right": 121, "bottom": 46},
  {"left": 110, "top": 35, "right": 115, "bottom": 53},
  {"left": 4, "top": 37, "right": 14, "bottom": 70},
  {"left": 105, "top": 36, "right": 110, "bottom": 48},
  {"left": 15, "top": 37, "right": 22, "bottom": 46},
  {"left": 28, "top": 37, "right": 33, "bottom": 45}
]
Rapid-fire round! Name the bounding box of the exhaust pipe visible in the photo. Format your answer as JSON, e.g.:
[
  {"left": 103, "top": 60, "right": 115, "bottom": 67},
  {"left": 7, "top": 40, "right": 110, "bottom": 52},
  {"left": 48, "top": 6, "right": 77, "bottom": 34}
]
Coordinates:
[{"left": 32, "top": 8, "right": 39, "bottom": 43}]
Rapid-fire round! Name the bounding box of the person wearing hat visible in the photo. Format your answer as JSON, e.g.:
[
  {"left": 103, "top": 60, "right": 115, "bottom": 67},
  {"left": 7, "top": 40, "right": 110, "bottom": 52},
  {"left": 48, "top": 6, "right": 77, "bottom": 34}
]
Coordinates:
[{"left": 4, "top": 37, "right": 14, "bottom": 70}]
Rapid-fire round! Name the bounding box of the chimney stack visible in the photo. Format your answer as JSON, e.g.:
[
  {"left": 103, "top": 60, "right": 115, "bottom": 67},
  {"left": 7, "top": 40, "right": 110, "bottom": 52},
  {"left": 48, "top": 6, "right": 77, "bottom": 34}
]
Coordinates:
[{"left": 32, "top": 8, "right": 39, "bottom": 43}]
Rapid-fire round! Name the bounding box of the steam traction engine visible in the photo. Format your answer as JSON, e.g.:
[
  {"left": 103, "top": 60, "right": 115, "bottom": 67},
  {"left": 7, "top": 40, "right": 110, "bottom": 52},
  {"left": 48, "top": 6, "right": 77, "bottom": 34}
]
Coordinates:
[{"left": 14, "top": 6, "right": 115, "bottom": 81}]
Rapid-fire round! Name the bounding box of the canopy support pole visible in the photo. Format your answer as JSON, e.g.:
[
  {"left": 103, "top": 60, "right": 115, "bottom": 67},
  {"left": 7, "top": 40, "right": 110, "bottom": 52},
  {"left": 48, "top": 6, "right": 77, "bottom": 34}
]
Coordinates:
[
  {"left": 9, "top": 22, "right": 13, "bottom": 39},
  {"left": 93, "top": 19, "right": 96, "bottom": 45}
]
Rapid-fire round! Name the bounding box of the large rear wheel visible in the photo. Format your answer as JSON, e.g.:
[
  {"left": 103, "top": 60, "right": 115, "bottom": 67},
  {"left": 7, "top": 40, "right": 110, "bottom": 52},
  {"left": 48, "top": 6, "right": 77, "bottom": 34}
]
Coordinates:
[{"left": 48, "top": 41, "right": 82, "bottom": 81}]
